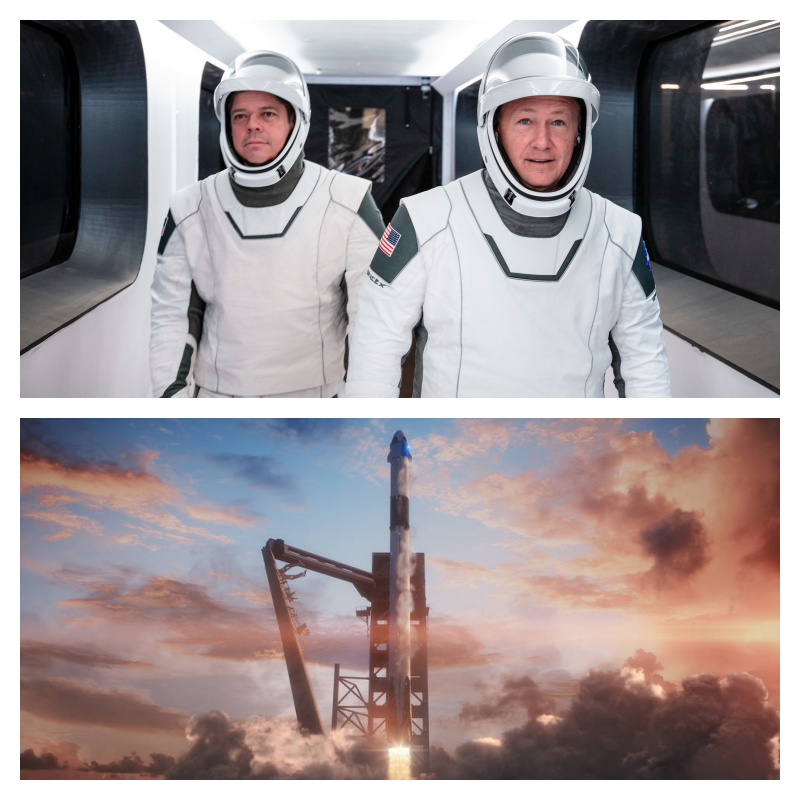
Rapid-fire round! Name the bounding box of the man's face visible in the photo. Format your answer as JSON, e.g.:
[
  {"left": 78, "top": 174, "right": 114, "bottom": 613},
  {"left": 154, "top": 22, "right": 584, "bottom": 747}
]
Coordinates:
[
  {"left": 230, "top": 91, "right": 294, "bottom": 166},
  {"left": 496, "top": 95, "right": 581, "bottom": 192}
]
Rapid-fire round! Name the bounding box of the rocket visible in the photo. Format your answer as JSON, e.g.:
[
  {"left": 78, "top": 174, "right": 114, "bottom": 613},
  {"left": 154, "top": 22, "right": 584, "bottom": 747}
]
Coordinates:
[{"left": 387, "top": 430, "right": 413, "bottom": 747}]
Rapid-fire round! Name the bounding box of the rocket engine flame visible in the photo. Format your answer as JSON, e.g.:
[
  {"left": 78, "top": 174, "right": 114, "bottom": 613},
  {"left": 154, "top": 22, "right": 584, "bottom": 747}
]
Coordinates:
[{"left": 388, "top": 747, "right": 411, "bottom": 780}]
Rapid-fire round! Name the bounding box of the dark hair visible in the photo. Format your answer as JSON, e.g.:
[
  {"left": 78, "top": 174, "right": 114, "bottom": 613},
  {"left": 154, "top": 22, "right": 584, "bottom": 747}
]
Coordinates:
[{"left": 225, "top": 91, "right": 296, "bottom": 126}]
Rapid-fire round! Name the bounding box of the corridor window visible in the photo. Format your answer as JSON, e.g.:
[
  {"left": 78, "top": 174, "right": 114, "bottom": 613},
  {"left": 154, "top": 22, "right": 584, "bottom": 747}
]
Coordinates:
[
  {"left": 20, "top": 22, "right": 79, "bottom": 277},
  {"left": 641, "top": 21, "right": 779, "bottom": 306}
]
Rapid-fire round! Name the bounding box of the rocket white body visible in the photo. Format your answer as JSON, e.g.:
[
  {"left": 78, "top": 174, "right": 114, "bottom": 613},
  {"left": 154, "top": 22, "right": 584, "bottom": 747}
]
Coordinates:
[{"left": 387, "top": 430, "right": 413, "bottom": 745}]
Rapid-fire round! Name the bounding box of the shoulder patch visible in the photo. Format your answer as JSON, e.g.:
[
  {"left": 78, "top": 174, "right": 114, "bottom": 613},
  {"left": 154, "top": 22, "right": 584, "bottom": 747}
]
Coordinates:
[
  {"left": 631, "top": 237, "right": 656, "bottom": 298},
  {"left": 357, "top": 191, "right": 385, "bottom": 239},
  {"left": 158, "top": 209, "right": 177, "bottom": 256},
  {"left": 370, "top": 204, "right": 419, "bottom": 284}
]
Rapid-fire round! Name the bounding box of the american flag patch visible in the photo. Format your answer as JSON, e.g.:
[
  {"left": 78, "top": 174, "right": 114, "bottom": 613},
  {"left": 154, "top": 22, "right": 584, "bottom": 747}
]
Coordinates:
[{"left": 378, "top": 224, "right": 401, "bottom": 257}]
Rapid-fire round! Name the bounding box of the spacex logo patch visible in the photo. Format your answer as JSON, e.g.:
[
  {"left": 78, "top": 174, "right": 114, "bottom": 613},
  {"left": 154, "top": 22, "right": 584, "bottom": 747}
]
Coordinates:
[{"left": 368, "top": 270, "right": 387, "bottom": 288}]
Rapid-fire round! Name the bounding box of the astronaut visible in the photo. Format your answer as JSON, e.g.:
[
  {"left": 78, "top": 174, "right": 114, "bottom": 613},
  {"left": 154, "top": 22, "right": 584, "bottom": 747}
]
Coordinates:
[
  {"left": 346, "top": 33, "right": 671, "bottom": 397},
  {"left": 151, "top": 50, "right": 384, "bottom": 397}
]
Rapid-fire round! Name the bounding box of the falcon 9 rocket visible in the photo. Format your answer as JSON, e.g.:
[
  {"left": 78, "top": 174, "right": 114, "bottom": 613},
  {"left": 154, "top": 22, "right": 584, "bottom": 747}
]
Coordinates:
[{"left": 387, "top": 430, "right": 413, "bottom": 747}]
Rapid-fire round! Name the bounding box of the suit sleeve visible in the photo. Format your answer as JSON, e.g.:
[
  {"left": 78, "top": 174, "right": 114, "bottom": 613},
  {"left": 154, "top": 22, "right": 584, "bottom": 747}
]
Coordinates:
[
  {"left": 345, "top": 204, "right": 427, "bottom": 397},
  {"left": 343, "top": 190, "right": 384, "bottom": 342},
  {"left": 149, "top": 208, "right": 206, "bottom": 398},
  {"left": 609, "top": 238, "right": 671, "bottom": 397}
]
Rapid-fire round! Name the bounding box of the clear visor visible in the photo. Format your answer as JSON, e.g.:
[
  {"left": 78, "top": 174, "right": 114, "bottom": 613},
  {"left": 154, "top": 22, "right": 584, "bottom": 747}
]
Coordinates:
[{"left": 479, "top": 77, "right": 599, "bottom": 128}]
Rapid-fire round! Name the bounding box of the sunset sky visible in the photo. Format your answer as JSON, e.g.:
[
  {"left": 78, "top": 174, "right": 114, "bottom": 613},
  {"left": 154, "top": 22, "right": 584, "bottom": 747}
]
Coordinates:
[{"left": 20, "top": 418, "right": 779, "bottom": 775}]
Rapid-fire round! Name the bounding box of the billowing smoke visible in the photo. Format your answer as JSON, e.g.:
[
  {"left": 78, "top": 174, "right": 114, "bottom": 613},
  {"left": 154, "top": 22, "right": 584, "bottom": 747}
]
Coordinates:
[
  {"left": 460, "top": 675, "right": 555, "bottom": 724},
  {"left": 639, "top": 509, "right": 710, "bottom": 587},
  {"left": 20, "top": 749, "right": 66, "bottom": 770},
  {"left": 444, "top": 661, "right": 779, "bottom": 779},
  {"left": 31, "top": 656, "right": 777, "bottom": 780},
  {"left": 621, "top": 649, "right": 677, "bottom": 697},
  {"left": 81, "top": 753, "right": 176, "bottom": 775},
  {"left": 166, "top": 710, "right": 383, "bottom": 779}
]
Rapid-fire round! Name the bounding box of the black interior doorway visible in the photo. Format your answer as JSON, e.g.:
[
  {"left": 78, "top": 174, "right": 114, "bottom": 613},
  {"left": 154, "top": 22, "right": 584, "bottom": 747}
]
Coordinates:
[{"left": 305, "top": 83, "right": 442, "bottom": 224}]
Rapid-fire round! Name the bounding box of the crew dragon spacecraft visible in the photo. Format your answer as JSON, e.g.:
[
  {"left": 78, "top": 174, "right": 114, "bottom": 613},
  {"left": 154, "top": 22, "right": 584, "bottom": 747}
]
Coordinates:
[{"left": 261, "top": 431, "right": 430, "bottom": 774}]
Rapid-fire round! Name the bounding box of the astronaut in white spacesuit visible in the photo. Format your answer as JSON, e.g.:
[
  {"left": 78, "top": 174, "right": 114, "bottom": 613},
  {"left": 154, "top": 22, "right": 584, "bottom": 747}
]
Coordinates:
[
  {"left": 150, "top": 50, "right": 384, "bottom": 397},
  {"left": 346, "top": 33, "right": 671, "bottom": 397}
]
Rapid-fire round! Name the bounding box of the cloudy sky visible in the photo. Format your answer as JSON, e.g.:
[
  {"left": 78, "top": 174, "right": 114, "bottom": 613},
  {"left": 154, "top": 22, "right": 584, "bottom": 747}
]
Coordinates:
[{"left": 20, "top": 418, "right": 779, "bottom": 774}]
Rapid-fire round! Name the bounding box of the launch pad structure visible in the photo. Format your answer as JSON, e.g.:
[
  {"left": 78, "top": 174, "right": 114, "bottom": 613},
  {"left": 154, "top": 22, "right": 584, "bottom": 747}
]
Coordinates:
[{"left": 261, "top": 432, "right": 430, "bottom": 776}]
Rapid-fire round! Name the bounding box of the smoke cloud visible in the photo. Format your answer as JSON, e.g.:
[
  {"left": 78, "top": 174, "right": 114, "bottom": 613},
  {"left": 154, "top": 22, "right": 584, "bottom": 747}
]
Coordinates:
[
  {"left": 166, "top": 711, "right": 383, "bottom": 779},
  {"left": 32, "top": 656, "right": 777, "bottom": 780},
  {"left": 639, "top": 509, "right": 710, "bottom": 586},
  {"left": 621, "top": 649, "right": 677, "bottom": 696},
  {"left": 20, "top": 749, "right": 66, "bottom": 770},
  {"left": 460, "top": 676, "right": 555, "bottom": 724},
  {"left": 81, "top": 753, "right": 176, "bottom": 775},
  {"left": 447, "top": 662, "right": 779, "bottom": 779}
]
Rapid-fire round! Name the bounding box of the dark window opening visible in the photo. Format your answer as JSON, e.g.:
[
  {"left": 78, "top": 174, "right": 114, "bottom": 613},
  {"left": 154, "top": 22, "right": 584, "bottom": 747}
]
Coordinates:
[
  {"left": 706, "top": 91, "right": 779, "bottom": 223},
  {"left": 20, "top": 21, "right": 80, "bottom": 278},
  {"left": 640, "top": 21, "right": 779, "bottom": 307},
  {"left": 199, "top": 62, "right": 225, "bottom": 180}
]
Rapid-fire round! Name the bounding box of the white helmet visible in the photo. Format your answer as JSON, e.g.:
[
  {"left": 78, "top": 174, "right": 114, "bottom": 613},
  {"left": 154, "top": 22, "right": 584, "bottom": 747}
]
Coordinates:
[
  {"left": 214, "top": 50, "right": 311, "bottom": 188},
  {"left": 477, "top": 33, "right": 600, "bottom": 218}
]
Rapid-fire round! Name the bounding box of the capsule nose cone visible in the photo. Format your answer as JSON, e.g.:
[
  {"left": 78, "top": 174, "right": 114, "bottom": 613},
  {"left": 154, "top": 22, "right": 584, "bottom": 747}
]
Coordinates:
[{"left": 392, "top": 431, "right": 407, "bottom": 445}]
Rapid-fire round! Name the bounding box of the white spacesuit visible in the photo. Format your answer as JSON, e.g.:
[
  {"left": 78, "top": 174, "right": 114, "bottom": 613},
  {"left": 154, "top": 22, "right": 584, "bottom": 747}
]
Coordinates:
[
  {"left": 346, "top": 33, "right": 671, "bottom": 397},
  {"left": 150, "top": 51, "right": 383, "bottom": 397}
]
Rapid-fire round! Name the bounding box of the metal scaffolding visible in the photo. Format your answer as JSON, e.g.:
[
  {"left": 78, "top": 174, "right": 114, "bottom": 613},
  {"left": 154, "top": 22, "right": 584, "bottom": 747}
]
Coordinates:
[{"left": 262, "top": 539, "right": 430, "bottom": 776}]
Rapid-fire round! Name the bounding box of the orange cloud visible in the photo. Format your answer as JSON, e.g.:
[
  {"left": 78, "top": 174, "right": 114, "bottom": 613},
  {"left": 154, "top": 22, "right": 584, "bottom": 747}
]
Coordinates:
[
  {"left": 111, "top": 533, "right": 160, "bottom": 552},
  {"left": 21, "top": 453, "right": 235, "bottom": 546},
  {"left": 21, "top": 453, "right": 177, "bottom": 507},
  {"left": 427, "top": 621, "right": 505, "bottom": 671},
  {"left": 420, "top": 420, "right": 778, "bottom": 627},
  {"left": 24, "top": 509, "right": 102, "bottom": 540},
  {"left": 55, "top": 570, "right": 281, "bottom": 663},
  {"left": 42, "top": 530, "right": 73, "bottom": 542},
  {"left": 21, "top": 677, "right": 186, "bottom": 732},
  {"left": 21, "top": 640, "right": 152, "bottom": 671},
  {"left": 182, "top": 504, "right": 258, "bottom": 526}
]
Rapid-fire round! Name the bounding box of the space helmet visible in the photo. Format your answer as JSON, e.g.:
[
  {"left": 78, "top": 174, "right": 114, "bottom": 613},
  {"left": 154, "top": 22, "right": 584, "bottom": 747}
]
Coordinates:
[
  {"left": 214, "top": 50, "right": 311, "bottom": 187},
  {"left": 477, "top": 32, "right": 600, "bottom": 217}
]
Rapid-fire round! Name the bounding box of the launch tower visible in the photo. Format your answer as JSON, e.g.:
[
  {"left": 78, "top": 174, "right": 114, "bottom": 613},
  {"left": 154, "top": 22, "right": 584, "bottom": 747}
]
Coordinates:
[{"left": 261, "top": 431, "right": 430, "bottom": 775}]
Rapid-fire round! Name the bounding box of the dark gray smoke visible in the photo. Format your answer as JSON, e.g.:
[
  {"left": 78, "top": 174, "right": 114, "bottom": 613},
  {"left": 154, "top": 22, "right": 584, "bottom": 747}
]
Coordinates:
[
  {"left": 20, "top": 749, "right": 65, "bottom": 770},
  {"left": 446, "top": 668, "right": 779, "bottom": 779},
  {"left": 53, "top": 663, "right": 778, "bottom": 780},
  {"left": 640, "top": 509, "right": 710, "bottom": 586},
  {"left": 82, "top": 752, "right": 176, "bottom": 775},
  {"left": 460, "top": 675, "right": 555, "bottom": 724}
]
